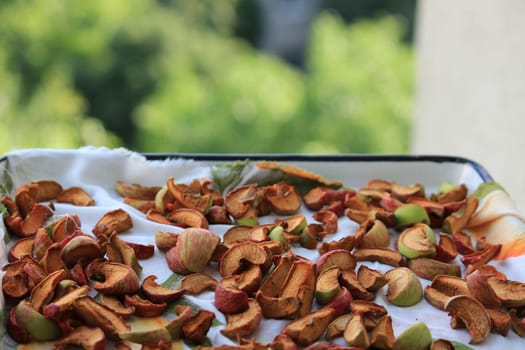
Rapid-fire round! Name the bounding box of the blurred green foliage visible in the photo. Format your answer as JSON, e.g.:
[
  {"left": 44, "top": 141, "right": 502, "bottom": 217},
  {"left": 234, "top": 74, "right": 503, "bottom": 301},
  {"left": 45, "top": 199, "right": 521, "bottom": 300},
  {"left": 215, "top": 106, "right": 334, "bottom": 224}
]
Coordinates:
[{"left": 0, "top": 0, "right": 413, "bottom": 155}]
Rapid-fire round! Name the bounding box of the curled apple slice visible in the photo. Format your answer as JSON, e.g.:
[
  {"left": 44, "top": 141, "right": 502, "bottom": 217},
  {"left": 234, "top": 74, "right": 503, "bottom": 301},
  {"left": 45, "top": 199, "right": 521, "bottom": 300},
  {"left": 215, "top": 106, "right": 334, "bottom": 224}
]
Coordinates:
[
  {"left": 282, "top": 307, "right": 336, "bottom": 346},
  {"left": 221, "top": 299, "right": 262, "bottom": 339},
  {"left": 141, "top": 275, "right": 185, "bottom": 304},
  {"left": 219, "top": 241, "right": 270, "bottom": 277},
  {"left": 56, "top": 187, "right": 95, "bottom": 206},
  {"left": 445, "top": 295, "right": 491, "bottom": 344}
]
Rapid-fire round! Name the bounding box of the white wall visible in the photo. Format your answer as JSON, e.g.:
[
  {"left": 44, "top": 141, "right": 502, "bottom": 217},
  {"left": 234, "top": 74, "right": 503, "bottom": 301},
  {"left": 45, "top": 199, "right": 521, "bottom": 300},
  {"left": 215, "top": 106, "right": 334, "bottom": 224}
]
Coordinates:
[{"left": 412, "top": 0, "right": 525, "bottom": 212}]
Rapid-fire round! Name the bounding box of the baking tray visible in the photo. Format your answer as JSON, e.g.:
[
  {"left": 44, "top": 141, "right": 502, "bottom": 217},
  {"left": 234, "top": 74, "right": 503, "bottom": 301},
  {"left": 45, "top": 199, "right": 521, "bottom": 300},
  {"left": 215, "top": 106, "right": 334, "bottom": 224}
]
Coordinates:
[{"left": 1, "top": 148, "right": 523, "bottom": 349}]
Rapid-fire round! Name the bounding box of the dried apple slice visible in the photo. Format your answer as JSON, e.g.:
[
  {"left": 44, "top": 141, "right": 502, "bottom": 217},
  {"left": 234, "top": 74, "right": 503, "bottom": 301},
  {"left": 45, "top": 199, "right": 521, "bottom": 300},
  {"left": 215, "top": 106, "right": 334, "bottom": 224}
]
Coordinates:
[
  {"left": 369, "top": 315, "right": 394, "bottom": 350},
  {"left": 92, "top": 209, "right": 133, "bottom": 237},
  {"left": 282, "top": 307, "right": 336, "bottom": 346},
  {"left": 434, "top": 233, "right": 458, "bottom": 262},
  {"left": 278, "top": 214, "right": 308, "bottom": 234},
  {"left": 221, "top": 299, "right": 262, "bottom": 339},
  {"left": 215, "top": 276, "right": 249, "bottom": 314},
  {"left": 442, "top": 197, "right": 479, "bottom": 234},
  {"left": 265, "top": 182, "right": 302, "bottom": 215},
  {"left": 182, "top": 309, "right": 215, "bottom": 344},
  {"left": 2, "top": 259, "right": 32, "bottom": 299},
  {"left": 96, "top": 294, "right": 135, "bottom": 318},
  {"left": 48, "top": 214, "right": 81, "bottom": 242},
  {"left": 42, "top": 285, "right": 90, "bottom": 319},
  {"left": 73, "top": 296, "right": 130, "bottom": 341},
  {"left": 339, "top": 270, "right": 375, "bottom": 301},
  {"left": 56, "top": 187, "right": 95, "bottom": 206},
  {"left": 315, "top": 266, "right": 343, "bottom": 305},
  {"left": 219, "top": 241, "right": 270, "bottom": 277},
  {"left": 167, "top": 178, "right": 212, "bottom": 214},
  {"left": 30, "top": 179, "right": 64, "bottom": 202},
  {"left": 465, "top": 265, "right": 503, "bottom": 308},
  {"left": 115, "top": 181, "right": 161, "bottom": 200},
  {"left": 384, "top": 267, "right": 423, "bottom": 307},
  {"left": 397, "top": 223, "right": 436, "bottom": 259},
  {"left": 124, "top": 294, "right": 167, "bottom": 317},
  {"left": 29, "top": 269, "right": 66, "bottom": 312},
  {"left": 325, "top": 313, "right": 351, "bottom": 340},
  {"left": 167, "top": 207, "right": 209, "bottom": 228},
  {"left": 141, "top": 275, "right": 185, "bottom": 304},
  {"left": 316, "top": 249, "right": 356, "bottom": 275},
  {"left": 318, "top": 236, "right": 355, "bottom": 255},
  {"left": 357, "top": 265, "right": 388, "bottom": 292},
  {"left": 487, "top": 276, "right": 525, "bottom": 308},
  {"left": 61, "top": 234, "right": 104, "bottom": 268},
  {"left": 8, "top": 236, "right": 35, "bottom": 262},
  {"left": 354, "top": 219, "right": 389, "bottom": 249},
  {"left": 54, "top": 326, "right": 106, "bottom": 350},
  {"left": 393, "top": 322, "right": 432, "bottom": 350},
  {"left": 14, "top": 300, "right": 62, "bottom": 341},
  {"left": 155, "top": 231, "right": 178, "bottom": 251},
  {"left": 394, "top": 204, "right": 430, "bottom": 229},
  {"left": 179, "top": 273, "right": 217, "bottom": 294},
  {"left": 343, "top": 313, "right": 370, "bottom": 348},
  {"left": 444, "top": 295, "right": 491, "bottom": 344},
  {"left": 105, "top": 231, "right": 142, "bottom": 274},
  {"left": 350, "top": 300, "right": 387, "bottom": 319},
  {"left": 353, "top": 248, "right": 404, "bottom": 267},
  {"left": 509, "top": 309, "right": 525, "bottom": 337},
  {"left": 88, "top": 261, "right": 139, "bottom": 295},
  {"left": 407, "top": 257, "right": 461, "bottom": 281},
  {"left": 424, "top": 286, "right": 451, "bottom": 310},
  {"left": 19, "top": 203, "right": 53, "bottom": 237}
]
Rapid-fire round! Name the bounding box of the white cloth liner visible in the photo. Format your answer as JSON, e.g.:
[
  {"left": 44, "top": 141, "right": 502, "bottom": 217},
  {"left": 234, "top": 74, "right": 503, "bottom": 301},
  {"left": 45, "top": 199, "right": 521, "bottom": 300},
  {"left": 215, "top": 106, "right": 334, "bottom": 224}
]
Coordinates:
[{"left": 1, "top": 147, "right": 524, "bottom": 349}]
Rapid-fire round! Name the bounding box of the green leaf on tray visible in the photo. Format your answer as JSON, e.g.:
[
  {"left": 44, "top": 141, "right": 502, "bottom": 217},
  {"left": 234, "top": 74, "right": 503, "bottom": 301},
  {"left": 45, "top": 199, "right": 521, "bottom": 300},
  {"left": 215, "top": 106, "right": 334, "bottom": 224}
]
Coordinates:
[
  {"left": 161, "top": 273, "right": 184, "bottom": 290},
  {"left": 211, "top": 159, "right": 252, "bottom": 193}
]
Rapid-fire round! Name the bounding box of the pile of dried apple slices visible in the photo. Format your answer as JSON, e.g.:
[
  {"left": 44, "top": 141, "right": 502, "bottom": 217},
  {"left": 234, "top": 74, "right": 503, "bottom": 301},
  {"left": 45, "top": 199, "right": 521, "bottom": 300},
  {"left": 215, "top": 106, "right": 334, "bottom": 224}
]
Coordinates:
[{"left": 2, "top": 174, "right": 525, "bottom": 350}]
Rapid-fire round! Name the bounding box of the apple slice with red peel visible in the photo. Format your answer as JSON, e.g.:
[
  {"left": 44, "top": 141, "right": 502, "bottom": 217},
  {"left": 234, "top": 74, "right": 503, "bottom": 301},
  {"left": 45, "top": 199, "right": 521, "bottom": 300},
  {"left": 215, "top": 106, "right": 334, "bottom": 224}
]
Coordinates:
[
  {"left": 8, "top": 236, "right": 35, "bottom": 262},
  {"left": 221, "top": 299, "right": 262, "bottom": 339},
  {"left": 397, "top": 223, "right": 436, "bottom": 259},
  {"left": 350, "top": 300, "right": 387, "bottom": 319},
  {"left": 61, "top": 235, "right": 104, "bottom": 268},
  {"left": 434, "top": 233, "right": 458, "bottom": 262},
  {"left": 282, "top": 307, "right": 336, "bottom": 346},
  {"left": 316, "top": 249, "right": 356, "bottom": 276},
  {"left": 179, "top": 273, "right": 217, "bottom": 295},
  {"left": 407, "top": 257, "right": 461, "bottom": 281},
  {"left": 206, "top": 205, "right": 232, "bottom": 224},
  {"left": 167, "top": 178, "right": 212, "bottom": 214},
  {"left": 465, "top": 265, "right": 503, "bottom": 308},
  {"left": 225, "top": 184, "right": 259, "bottom": 219},
  {"left": 114, "top": 181, "right": 161, "bottom": 200},
  {"left": 96, "top": 294, "right": 135, "bottom": 318},
  {"left": 339, "top": 270, "right": 375, "bottom": 301},
  {"left": 167, "top": 208, "right": 209, "bottom": 228},
  {"left": 215, "top": 276, "right": 249, "bottom": 314},
  {"left": 29, "top": 269, "right": 67, "bottom": 312},
  {"left": 141, "top": 275, "right": 185, "bottom": 304},
  {"left": 88, "top": 262, "right": 139, "bottom": 295},
  {"left": 313, "top": 209, "right": 338, "bottom": 234},
  {"left": 15, "top": 300, "right": 62, "bottom": 342},
  {"left": 43, "top": 285, "right": 90, "bottom": 319},
  {"left": 445, "top": 295, "right": 491, "bottom": 344}
]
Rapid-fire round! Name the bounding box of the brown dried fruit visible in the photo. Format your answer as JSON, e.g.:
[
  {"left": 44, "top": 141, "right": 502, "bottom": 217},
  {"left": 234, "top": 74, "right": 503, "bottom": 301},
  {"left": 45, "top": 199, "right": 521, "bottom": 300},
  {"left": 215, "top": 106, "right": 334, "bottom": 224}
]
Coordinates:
[
  {"left": 29, "top": 269, "right": 66, "bottom": 312},
  {"left": 318, "top": 236, "right": 355, "bottom": 255},
  {"left": 154, "top": 231, "right": 178, "bottom": 251},
  {"left": 56, "top": 187, "right": 95, "bottom": 206},
  {"left": 60, "top": 234, "right": 104, "bottom": 267},
  {"left": 442, "top": 197, "right": 478, "bottom": 234},
  {"left": 353, "top": 248, "right": 404, "bottom": 267},
  {"left": 42, "top": 284, "right": 90, "bottom": 319},
  {"left": 221, "top": 299, "right": 262, "bottom": 339},
  {"left": 350, "top": 300, "right": 387, "bottom": 319},
  {"left": 167, "top": 177, "right": 212, "bottom": 214},
  {"left": 141, "top": 275, "right": 185, "bottom": 304},
  {"left": 282, "top": 307, "right": 336, "bottom": 346},
  {"left": 339, "top": 270, "right": 375, "bottom": 301},
  {"left": 88, "top": 261, "right": 139, "bottom": 295},
  {"left": 115, "top": 181, "right": 161, "bottom": 200},
  {"left": 219, "top": 241, "right": 270, "bottom": 277},
  {"left": 167, "top": 207, "right": 209, "bottom": 228},
  {"left": 182, "top": 309, "right": 216, "bottom": 344},
  {"left": 445, "top": 295, "right": 491, "bottom": 344},
  {"left": 487, "top": 276, "right": 525, "bottom": 308},
  {"left": 369, "top": 315, "right": 394, "bottom": 350},
  {"left": 357, "top": 265, "right": 388, "bottom": 292},
  {"left": 384, "top": 267, "right": 423, "bottom": 307},
  {"left": 215, "top": 276, "right": 249, "bottom": 314},
  {"left": 92, "top": 209, "right": 133, "bottom": 237},
  {"left": 124, "top": 294, "right": 167, "bottom": 317},
  {"left": 96, "top": 294, "right": 135, "bottom": 318},
  {"left": 8, "top": 236, "right": 35, "bottom": 262},
  {"left": 179, "top": 273, "right": 217, "bottom": 294},
  {"left": 343, "top": 314, "right": 370, "bottom": 348},
  {"left": 265, "top": 182, "right": 302, "bottom": 215},
  {"left": 325, "top": 313, "right": 351, "bottom": 340},
  {"left": 407, "top": 257, "right": 461, "bottom": 281},
  {"left": 316, "top": 249, "right": 356, "bottom": 276}
]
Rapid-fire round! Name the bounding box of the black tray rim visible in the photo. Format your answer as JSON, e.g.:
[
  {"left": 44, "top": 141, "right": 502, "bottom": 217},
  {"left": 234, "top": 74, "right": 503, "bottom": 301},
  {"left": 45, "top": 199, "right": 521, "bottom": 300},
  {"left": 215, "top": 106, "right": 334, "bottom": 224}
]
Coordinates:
[
  {"left": 0, "top": 153, "right": 493, "bottom": 182},
  {"left": 142, "top": 153, "right": 493, "bottom": 182}
]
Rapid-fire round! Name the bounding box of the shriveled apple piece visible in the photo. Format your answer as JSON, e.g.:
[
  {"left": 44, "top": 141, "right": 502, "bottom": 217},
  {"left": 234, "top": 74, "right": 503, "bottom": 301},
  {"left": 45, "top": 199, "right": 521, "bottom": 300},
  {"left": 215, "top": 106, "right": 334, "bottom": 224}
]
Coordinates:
[
  {"left": 452, "top": 231, "right": 476, "bottom": 255},
  {"left": 325, "top": 313, "right": 351, "bottom": 340},
  {"left": 124, "top": 294, "right": 167, "bottom": 317},
  {"left": 369, "top": 315, "right": 394, "bottom": 350},
  {"left": 105, "top": 231, "right": 142, "bottom": 274},
  {"left": 219, "top": 241, "right": 270, "bottom": 277},
  {"left": 40, "top": 242, "right": 68, "bottom": 274},
  {"left": 3, "top": 259, "right": 32, "bottom": 299},
  {"left": 29, "top": 269, "right": 66, "bottom": 312},
  {"left": 236, "top": 264, "right": 263, "bottom": 293},
  {"left": 353, "top": 248, "right": 404, "bottom": 267},
  {"left": 124, "top": 241, "right": 155, "bottom": 260},
  {"left": 54, "top": 325, "right": 106, "bottom": 350},
  {"left": 61, "top": 234, "right": 104, "bottom": 267},
  {"left": 147, "top": 208, "right": 174, "bottom": 225},
  {"left": 49, "top": 214, "right": 81, "bottom": 242},
  {"left": 303, "top": 187, "right": 347, "bottom": 211},
  {"left": 265, "top": 182, "right": 302, "bottom": 215},
  {"left": 509, "top": 309, "right": 525, "bottom": 337},
  {"left": 424, "top": 286, "right": 450, "bottom": 310},
  {"left": 15, "top": 185, "right": 38, "bottom": 217},
  {"left": 165, "top": 305, "right": 192, "bottom": 340},
  {"left": 442, "top": 197, "right": 479, "bottom": 234},
  {"left": 357, "top": 265, "right": 388, "bottom": 292},
  {"left": 167, "top": 207, "right": 209, "bottom": 228},
  {"left": 73, "top": 296, "right": 130, "bottom": 341},
  {"left": 118, "top": 327, "right": 171, "bottom": 347},
  {"left": 19, "top": 203, "right": 53, "bottom": 237},
  {"left": 278, "top": 214, "right": 307, "bottom": 234},
  {"left": 354, "top": 219, "right": 389, "bottom": 249},
  {"left": 343, "top": 314, "right": 370, "bottom": 348},
  {"left": 486, "top": 308, "right": 511, "bottom": 336},
  {"left": 391, "top": 182, "right": 425, "bottom": 201},
  {"left": 221, "top": 299, "right": 262, "bottom": 339},
  {"left": 487, "top": 276, "right": 525, "bottom": 308},
  {"left": 88, "top": 261, "right": 139, "bottom": 295},
  {"left": 407, "top": 257, "right": 461, "bottom": 281},
  {"left": 437, "top": 183, "right": 468, "bottom": 204},
  {"left": 29, "top": 179, "right": 63, "bottom": 202},
  {"left": 434, "top": 233, "right": 458, "bottom": 262},
  {"left": 462, "top": 244, "right": 501, "bottom": 273},
  {"left": 179, "top": 273, "right": 217, "bottom": 294},
  {"left": 394, "top": 203, "right": 430, "bottom": 229},
  {"left": 339, "top": 270, "right": 375, "bottom": 301},
  {"left": 155, "top": 231, "right": 178, "bottom": 251},
  {"left": 316, "top": 249, "right": 356, "bottom": 275},
  {"left": 115, "top": 181, "right": 161, "bottom": 200},
  {"left": 182, "top": 309, "right": 216, "bottom": 344},
  {"left": 56, "top": 187, "right": 95, "bottom": 206},
  {"left": 318, "top": 236, "right": 355, "bottom": 255},
  {"left": 431, "top": 275, "right": 472, "bottom": 297},
  {"left": 465, "top": 265, "right": 503, "bottom": 308},
  {"left": 282, "top": 307, "right": 336, "bottom": 346},
  {"left": 215, "top": 276, "right": 249, "bottom": 314},
  {"left": 43, "top": 285, "right": 90, "bottom": 319},
  {"left": 430, "top": 339, "right": 454, "bottom": 350},
  {"left": 96, "top": 294, "right": 135, "bottom": 318},
  {"left": 350, "top": 300, "right": 387, "bottom": 319},
  {"left": 8, "top": 236, "right": 35, "bottom": 262},
  {"left": 6, "top": 307, "right": 31, "bottom": 344},
  {"left": 92, "top": 209, "right": 133, "bottom": 237},
  {"left": 313, "top": 209, "right": 338, "bottom": 234},
  {"left": 315, "top": 266, "right": 343, "bottom": 305},
  {"left": 445, "top": 295, "right": 491, "bottom": 344},
  {"left": 167, "top": 178, "right": 212, "bottom": 214},
  {"left": 141, "top": 275, "right": 185, "bottom": 304},
  {"left": 223, "top": 225, "right": 251, "bottom": 247},
  {"left": 384, "top": 267, "right": 422, "bottom": 307},
  {"left": 15, "top": 300, "right": 62, "bottom": 342},
  {"left": 398, "top": 223, "right": 436, "bottom": 259}
]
